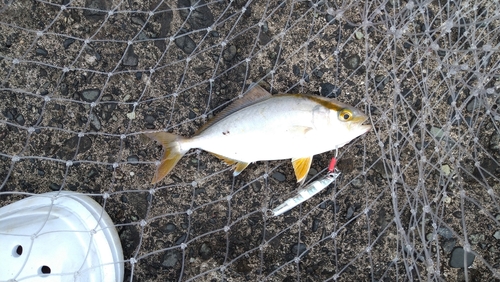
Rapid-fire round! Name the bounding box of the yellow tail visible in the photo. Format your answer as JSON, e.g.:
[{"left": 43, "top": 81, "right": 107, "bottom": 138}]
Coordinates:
[{"left": 144, "top": 132, "right": 188, "bottom": 184}]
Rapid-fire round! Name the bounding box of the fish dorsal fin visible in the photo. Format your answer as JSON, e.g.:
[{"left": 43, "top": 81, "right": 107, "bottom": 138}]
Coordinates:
[{"left": 196, "top": 85, "right": 272, "bottom": 134}]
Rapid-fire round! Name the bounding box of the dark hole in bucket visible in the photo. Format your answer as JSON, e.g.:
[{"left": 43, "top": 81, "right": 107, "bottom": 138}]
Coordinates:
[
  {"left": 41, "top": 265, "right": 51, "bottom": 274},
  {"left": 15, "top": 245, "right": 23, "bottom": 256}
]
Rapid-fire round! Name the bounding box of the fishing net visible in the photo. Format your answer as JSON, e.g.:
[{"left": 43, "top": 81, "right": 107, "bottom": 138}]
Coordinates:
[{"left": 1, "top": 0, "right": 499, "bottom": 280}]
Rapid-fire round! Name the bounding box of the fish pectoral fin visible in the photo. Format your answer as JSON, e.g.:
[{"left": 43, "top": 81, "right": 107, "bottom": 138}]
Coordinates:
[
  {"left": 210, "top": 152, "right": 237, "bottom": 165},
  {"left": 291, "top": 156, "right": 313, "bottom": 183},
  {"left": 233, "top": 162, "right": 250, "bottom": 176}
]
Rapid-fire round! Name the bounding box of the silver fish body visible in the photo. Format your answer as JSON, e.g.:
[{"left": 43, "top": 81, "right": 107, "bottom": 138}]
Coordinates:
[{"left": 146, "top": 85, "right": 370, "bottom": 184}]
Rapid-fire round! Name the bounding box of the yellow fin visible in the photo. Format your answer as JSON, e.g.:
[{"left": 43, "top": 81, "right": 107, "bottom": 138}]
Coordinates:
[
  {"left": 144, "top": 132, "right": 188, "bottom": 184},
  {"left": 292, "top": 156, "right": 313, "bottom": 183},
  {"left": 196, "top": 85, "right": 272, "bottom": 134},
  {"left": 210, "top": 152, "right": 237, "bottom": 165},
  {"left": 233, "top": 162, "right": 250, "bottom": 176}
]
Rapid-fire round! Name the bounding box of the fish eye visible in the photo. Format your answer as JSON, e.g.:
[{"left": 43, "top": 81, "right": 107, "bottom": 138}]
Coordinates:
[{"left": 339, "top": 109, "right": 353, "bottom": 121}]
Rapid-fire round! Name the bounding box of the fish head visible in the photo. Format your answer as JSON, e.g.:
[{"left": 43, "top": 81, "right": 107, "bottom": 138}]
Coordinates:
[{"left": 324, "top": 101, "right": 371, "bottom": 147}]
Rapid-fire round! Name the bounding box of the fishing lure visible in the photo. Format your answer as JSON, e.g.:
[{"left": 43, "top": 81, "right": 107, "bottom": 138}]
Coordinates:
[{"left": 271, "top": 156, "right": 341, "bottom": 216}]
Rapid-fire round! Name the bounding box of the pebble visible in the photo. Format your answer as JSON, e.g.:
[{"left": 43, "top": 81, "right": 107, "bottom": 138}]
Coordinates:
[
  {"left": 83, "top": 0, "right": 107, "bottom": 20},
  {"left": 175, "top": 34, "right": 196, "bottom": 55},
  {"left": 449, "top": 247, "right": 475, "bottom": 268},
  {"left": 123, "top": 46, "right": 139, "bottom": 67},
  {"left": 271, "top": 171, "right": 286, "bottom": 182},
  {"left": 163, "top": 223, "right": 176, "bottom": 233},
  {"left": 290, "top": 242, "right": 307, "bottom": 256},
  {"left": 144, "top": 114, "right": 155, "bottom": 124},
  {"left": 89, "top": 113, "right": 101, "bottom": 131},
  {"left": 56, "top": 136, "right": 92, "bottom": 160},
  {"left": 493, "top": 230, "right": 500, "bottom": 240},
  {"left": 60, "top": 83, "right": 69, "bottom": 96},
  {"left": 319, "top": 83, "right": 341, "bottom": 98},
  {"left": 223, "top": 45, "right": 237, "bottom": 61},
  {"left": 162, "top": 249, "right": 180, "bottom": 267},
  {"left": 490, "top": 133, "right": 500, "bottom": 152},
  {"left": 177, "top": 0, "right": 214, "bottom": 30},
  {"left": 63, "top": 38, "right": 75, "bottom": 49},
  {"left": 293, "top": 65, "right": 301, "bottom": 77},
  {"left": 80, "top": 89, "right": 100, "bottom": 102},
  {"left": 346, "top": 206, "right": 355, "bottom": 219},
  {"left": 35, "top": 47, "right": 48, "bottom": 56},
  {"left": 466, "top": 97, "right": 483, "bottom": 112},
  {"left": 15, "top": 114, "right": 25, "bottom": 126},
  {"left": 312, "top": 218, "right": 320, "bottom": 232},
  {"left": 127, "top": 155, "right": 139, "bottom": 165},
  {"left": 343, "top": 54, "right": 360, "bottom": 69},
  {"left": 175, "top": 234, "right": 187, "bottom": 245},
  {"left": 442, "top": 238, "right": 456, "bottom": 253},
  {"left": 437, "top": 227, "right": 453, "bottom": 239},
  {"left": 199, "top": 242, "right": 212, "bottom": 259},
  {"left": 49, "top": 183, "right": 60, "bottom": 191}
]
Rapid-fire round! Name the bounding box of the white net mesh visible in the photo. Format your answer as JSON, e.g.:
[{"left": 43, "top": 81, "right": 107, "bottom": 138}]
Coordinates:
[{"left": 1, "top": 0, "right": 499, "bottom": 280}]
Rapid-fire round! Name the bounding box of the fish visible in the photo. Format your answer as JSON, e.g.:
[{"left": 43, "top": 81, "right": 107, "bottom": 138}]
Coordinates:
[{"left": 145, "top": 85, "right": 371, "bottom": 184}]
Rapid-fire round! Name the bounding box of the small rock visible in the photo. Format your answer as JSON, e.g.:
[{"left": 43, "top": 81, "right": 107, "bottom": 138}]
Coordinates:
[
  {"left": 437, "top": 227, "right": 454, "bottom": 239},
  {"left": 162, "top": 249, "right": 180, "bottom": 267},
  {"left": 223, "top": 45, "right": 237, "bottom": 61},
  {"left": 178, "top": 0, "right": 214, "bottom": 30},
  {"left": 490, "top": 133, "right": 500, "bottom": 152},
  {"left": 49, "top": 183, "right": 60, "bottom": 191},
  {"left": 343, "top": 54, "right": 360, "bottom": 69},
  {"left": 163, "top": 223, "right": 176, "bottom": 233},
  {"left": 312, "top": 218, "right": 320, "bottom": 232},
  {"left": 442, "top": 238, "right": 456, "bottom": 253},
  {"left": 493, "top": 230, "right": 500, "bottom": 240},
  {"left": 127, "top": 155, "right": 139, "bottom": 165},
  {"left": 319, "top": 83, "right": 341, "bottom": 97},
  {"left": 346, "top": 206, "right": 355, "bottom": 219},
  {"left": 63, "top": 38, "right": 76, "bottom": 49},
  {"left": 290, "top": 242, "right": 307, "bottom": 256},
  {"left": 123, "top": 46, "right": 139, "bottom": 67},
  {"left": 80, "top": 89, "right": 100, "bottom": 102},
  {"left": 199, "top": 242, "right": 212, "bottom": 260},
  {"left": 89, "top": 113, "right": 101, "bottom": 131},
  {"left": 144, "top": 115, "right": 155, "bottom": 124},
  {"left": 466, "top": 97, "right": 483, "bottom": 113},
  {"left": 15, "top": 114, "right": 25, "bottom": 126},
  {"left": 175, "top": 33, "right": 196, "bottom": 55},
  {"left": 271, "top": 172, "right": 286, "bottom": 182},
  {"left": 449, "top": 247, "right": 475, "bottom": 268},
  {"left": 292, "top": 65, "right": 301, "bottom": 77},
  {"left": 83, "top": 0, "right": 107, "bottom": 20},
  {"left": 35, "top": 48, "right": 48, "bottom": 56}
]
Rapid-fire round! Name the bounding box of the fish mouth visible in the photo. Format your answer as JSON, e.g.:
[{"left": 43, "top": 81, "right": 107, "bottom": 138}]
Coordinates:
[{"left": 350, "top": 115, "right": 371, "bottom": 133}]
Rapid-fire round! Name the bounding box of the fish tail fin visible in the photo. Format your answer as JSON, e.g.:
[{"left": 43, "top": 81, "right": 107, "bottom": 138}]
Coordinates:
[{"left": 145, "top": 132, "right": 189, "bottom": 184}]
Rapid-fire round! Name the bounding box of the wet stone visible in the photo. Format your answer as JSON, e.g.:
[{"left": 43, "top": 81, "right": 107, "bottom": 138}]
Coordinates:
[
  {"left": 312, "top": 218, "right": 320, "bottom": 232},
  {"left": 83, "top": 0, "right": 107, "bottom": 20},
  {"left": 80, "top": 89, "right": 100, "bottom": 102},
  {"left": 56, "top": 136, "right": 93, "bottom": 160},
  {"left": 320, "top": 83, "right": 341, "bottom": 98},
  {"left": 199, "top": 242, "right": 212, "bottom": 260},
  {"left": 271, "top": 172, "right": 286, "bottom": 182},
  {"left": 490, "top": 133, "right": 500, "bottom": 152},
  {"left": 15, "top": 114, "right": 25, "bottom": 126},
  {"left": 178, "top": 0, "right": 214, "bottom": 30},
  {"left": 63, "top": 38, "right": 75, "bottom": 49},
  {"left": 89, "top": 113, "right": 101, "bottom": 131},
  {"left": 343, "top": 54, "right": 360, "bottom": 69},
  {"left": 290, "top": 242, "right": 308, "bottom": 256},
  {"left": 144, "top": 115, "right": 155, "bottom": 124},
  {"left": 49, "top": 183, "right": 60, "bottom": 191},
  {"left": 175, "top": 33, "right": 196, "bottom": 55},
  {"left": 437, "top": 227, "right": 454, "bottom": 239},
  {"left": 163, "top": 223, "right": 176, "bottom": 233},
  {"left": 493, "top": 230, "right": 500, "bottom": 240},
  {"left": 127, "top": 155, "right": 139, "bottom": 165},
  {"left": 466, "top": 97, "right": 483, "bottom": 112},
  {"left": 346, "top": 206, "right": 355, "bottom": 219},
  {"left": 442, "top": 238, "right": 456, "bottom": 253},
  {"left": 162, "top": 249, "right": 180, "bottom": 267},
  {"left": 449, "top": 247, "right": 475, "bottom": 268},
  {"left": 293, "top": 65, "right": 301, "bottom": 77},
  {"left": 35, "top": 48, "right": 48, "bottom": 56},
  {"left": 123, "top": 46, "right": 139, "bottom": 67},
  {"left": 135, "top": 71, "right": 142, "bottom": 80},
  {"left": 223, "top": 45, "right": 237, "bottom": 61}
]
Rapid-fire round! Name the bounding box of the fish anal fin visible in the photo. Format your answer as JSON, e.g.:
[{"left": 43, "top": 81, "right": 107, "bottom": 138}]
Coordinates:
[
  {"left": 233, "top": 162, "right": 250, "bottom": 176},
  {"left": 196, "top": 85, "right": 272, "bottom": 134},
  {"left": 210, "top": 152, "right": 237, "bottom": 165},
  {"left": 291, "top": 156, "right": 313, "bottom": 183}
]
